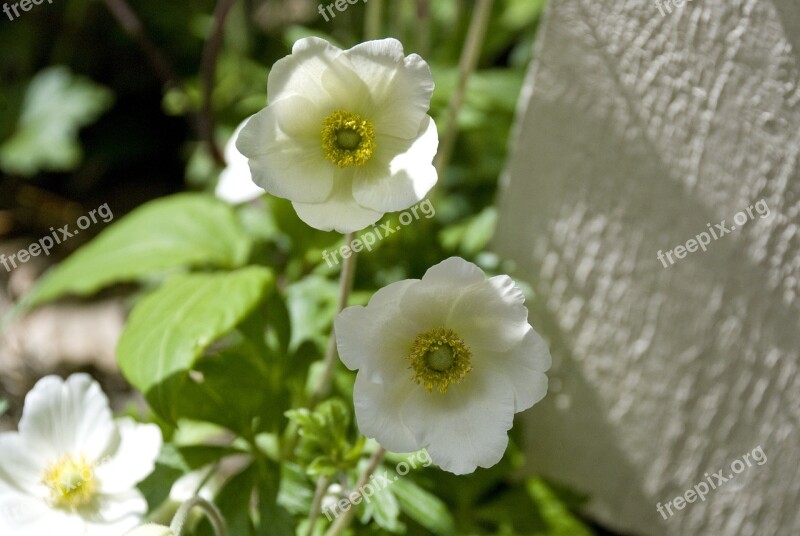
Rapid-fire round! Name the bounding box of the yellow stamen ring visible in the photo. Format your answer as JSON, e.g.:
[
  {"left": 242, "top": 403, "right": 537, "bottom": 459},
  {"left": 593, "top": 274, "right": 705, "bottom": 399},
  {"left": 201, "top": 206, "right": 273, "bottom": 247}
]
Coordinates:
[
  {"left": 408, "top": 328, "right": 472, "bottom": 394},
  {"left": 321, "top": 110, "right": 375, "bottom": 167},
  {"left": 42, "top": 454, "right": 97, "bottom": 509}
]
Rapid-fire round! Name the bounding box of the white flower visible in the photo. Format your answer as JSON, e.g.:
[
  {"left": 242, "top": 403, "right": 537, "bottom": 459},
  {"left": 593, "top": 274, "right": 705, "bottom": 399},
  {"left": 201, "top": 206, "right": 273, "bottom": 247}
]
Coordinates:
[
  {"left": 334, "top": 257, "right": 551, "bottom": 474},
  {"left": 124, "top": 524, "right": 173, "bottom": 536},
  {"left": 215, "top": 117, "right": 265, "bottom": 204},
  {"left": 168, "top": 466, "right": 221, "bottom": 503},
  {"left": 236, "top": 37, "right": 438, "bottom": 233},
  {"left": 0, "top": 374, "right": 162, "bottom": 535}
]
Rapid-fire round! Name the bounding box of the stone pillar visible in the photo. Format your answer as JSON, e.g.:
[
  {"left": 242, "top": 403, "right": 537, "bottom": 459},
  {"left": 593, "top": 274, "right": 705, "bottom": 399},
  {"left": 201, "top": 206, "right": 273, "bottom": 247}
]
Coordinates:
[{"left": 493, "top": 1, "right": 800, "bottom": 534}]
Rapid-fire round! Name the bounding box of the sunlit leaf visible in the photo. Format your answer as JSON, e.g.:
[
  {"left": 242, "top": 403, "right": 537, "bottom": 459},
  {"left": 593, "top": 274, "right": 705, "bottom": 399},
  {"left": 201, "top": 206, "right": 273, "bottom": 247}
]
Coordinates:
[
  {"left": 117, "top": 267, "right": 273, "bottom": 420},
  {"left": 27, "top": 193, "right": 251, "bottom": 306},
  {"left": 0, "top": 66, "right": 112, "bottom": 175}
]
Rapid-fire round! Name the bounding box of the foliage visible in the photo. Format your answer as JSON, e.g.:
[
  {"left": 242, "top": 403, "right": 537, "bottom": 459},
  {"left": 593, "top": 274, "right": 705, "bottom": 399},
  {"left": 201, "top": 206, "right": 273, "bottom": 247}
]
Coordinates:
[{"left": 0, "top": 0, "right": 597, "bottom": 534}]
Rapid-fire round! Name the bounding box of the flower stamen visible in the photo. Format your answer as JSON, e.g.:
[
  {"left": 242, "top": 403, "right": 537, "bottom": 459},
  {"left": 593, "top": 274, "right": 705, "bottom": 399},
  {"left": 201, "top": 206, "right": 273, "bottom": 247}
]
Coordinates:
[
  {"left": 322, "top": 110, "right": 375, "bottom": 167},
  {"left": 42, "top": 454, "right": 97, "bottom": 509},
  {"left": 408, "top": 328, "right": 472, "bottom": 394}
]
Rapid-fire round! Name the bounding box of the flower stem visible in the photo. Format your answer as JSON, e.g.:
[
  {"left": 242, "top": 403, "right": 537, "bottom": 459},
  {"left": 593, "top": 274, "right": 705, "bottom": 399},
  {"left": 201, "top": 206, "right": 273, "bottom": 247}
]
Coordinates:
[
  {"left": 305, "top": 474, "right": 331, "bottom": 536},
  {"left": 101, "top": 0, "right": 183, "bottom": 92},
  {"left": 101, "top": 0, "right": 227, "bottom": 167},
  {"left": 310, "top": 232, "right": 358, "bottom": 406},
  {"left": 364, "top": 0, "right": 383, "bottom": 40},
  {"left": 199, "top": 0, "right": 237, "bottom": 167},
  {"left": 170, "top": 496, "right": 227, "bottom": 536},
  {"left": 413, "top": 0, "right": 431, "bottom": 57},
  {"left": 433, "top": 0, "right": 494, "bottom": 177},
  {"left": 323, "top": 447, "right": 386, "bottom": 536}
]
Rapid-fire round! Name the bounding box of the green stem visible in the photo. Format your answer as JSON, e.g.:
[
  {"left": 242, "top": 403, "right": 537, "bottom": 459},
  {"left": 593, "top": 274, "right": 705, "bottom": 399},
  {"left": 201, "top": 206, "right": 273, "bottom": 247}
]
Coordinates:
[
  {"left": 170, "top": 496, "right": 227, "bottom": 536},
  {"left": 306, "top": 474, "right": 331, "bottom": 536},
  {"left": 434, "top": 0, "right": 494, "bottom": 177},
  {"left": 323, "top": 447, "right": 386, "bottom": 536},
  {"left": 310, "top": 232, "right": 358, "bottom": 406},
  {"left": 364, "top": 0, "right": 382, "bottom": 40}
]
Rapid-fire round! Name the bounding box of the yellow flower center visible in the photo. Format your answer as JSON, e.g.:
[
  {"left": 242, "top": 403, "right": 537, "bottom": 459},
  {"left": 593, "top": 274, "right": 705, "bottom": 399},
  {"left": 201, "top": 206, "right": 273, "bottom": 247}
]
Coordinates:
[
  {"left": 321, "top": 110, "right": 375, "bottom": 167},
  {"left": 42, "top": 454, "right": 97, "bottom": 509},
  {"left": 408, "top": 328, "right": 472, "bottom": 394}
]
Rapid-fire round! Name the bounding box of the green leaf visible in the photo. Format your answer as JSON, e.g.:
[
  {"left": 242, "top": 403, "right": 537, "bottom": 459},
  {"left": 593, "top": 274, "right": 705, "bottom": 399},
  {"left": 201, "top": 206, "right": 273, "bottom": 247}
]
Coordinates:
[
  {"left": 285, "top": 275, "right": 340, "bottom": 351},
  {"left": 27, "top": 193, "right": 251, "bottom": 306},
  {"left": 360, "top": 482, "right": 403, "bottom": 533},
  {"left": 277, "top": 462, "right": 315, "bottom": 516},
  {"left": 116, "top": 267, "right": 273, "bottom": 420},
  {"left": 439, "top": 206, "right": 497, "bottom": 256},
  {"left": 0, "top": 399, "right": 8, "bottom": 417},
  {"left": 527, "top": 478, "right": 592, "bottom": 536},
  {"left": 0, "top": 66, "right": 113, "bottom": 175},
  {"left": 175, "top": 347, "right": 286, "bottom": 435},
  {"left": 393, "top": 477, "right": 456, "bottom": 535}
]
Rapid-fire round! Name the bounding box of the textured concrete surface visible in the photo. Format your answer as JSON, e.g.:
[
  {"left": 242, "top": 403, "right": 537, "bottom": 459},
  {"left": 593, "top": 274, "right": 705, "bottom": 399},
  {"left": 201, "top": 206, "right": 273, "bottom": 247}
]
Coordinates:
[{"left": 494, "top": 1, "right": 800, "bottom": 535}]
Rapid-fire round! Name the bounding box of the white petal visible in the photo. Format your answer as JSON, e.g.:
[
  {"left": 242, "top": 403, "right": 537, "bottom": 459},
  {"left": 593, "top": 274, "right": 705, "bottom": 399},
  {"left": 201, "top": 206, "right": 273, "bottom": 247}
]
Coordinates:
[
  {"left": 399, "top": 369, "right": 515, "bottom": 474},
  {"left": 85, "top": 515, "right": 144, "bottom": 536},
  {"left": 93, "top": 489, "right": 148, "bottom": 525},
  {"left": 353, "top": 373, "right": 418, "bottom": 453},
  {"left": 267, "top": 37, "right": 344, "bottom": 104},
  {"left": 0, "top": 433, "right": 45, "bottom": 496},
  {"left": 291, "top": 172, "right": 383, "bottom": 233},
  {"left": 0, "top": 492, "right": 82, "bottom": 536},
  {"left": 479, "top": 328, "right": 551, "bottom": 412},
  {"left": 215, "top": 162, "right": 264, "bottom": 204},
  {"left": 169, "top": 466, "right": 217, "bottom": 502},
  {"left": 96, "top": 419, "right": 161, "bottom": 495},
  {"left": 18, "top": 374, "right": 115, "bottom": 462},
  {"left": 397, "top": 258, "right": 483, "bottom": 332},
  {"left": 335, "top": 280, "right": 418, "bottom": 381},
  {"left": 215, "top": 118, "right": 264, "bottom": 204},
  {"left": 237, "top": 105, "right": 334, "bottom": 204},
  {"left": 123, "top": 524, "right": 173, "bottom": 536},
  {"left": 449, "top": 275, "right": 531, "bottom": 352},
  {"left": 352, "top": 116, "right": 438, "bottom": 212},
  {"left": 345, "top": 39, "right": 434, "bottom": 138},
  {"left": 320, "top": 55, "right": 372, "bottom": 114}
]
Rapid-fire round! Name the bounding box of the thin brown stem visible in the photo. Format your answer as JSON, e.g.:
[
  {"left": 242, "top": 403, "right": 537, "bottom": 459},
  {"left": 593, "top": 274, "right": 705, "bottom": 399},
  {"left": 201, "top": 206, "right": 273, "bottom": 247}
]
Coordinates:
[
  {"left": 102, "top": 0, "right": 228, "bottom": 167},
  {"left": 413, "top": 0, "right": 431, "bottom": 57},
  {"left": 199, "top": 0, "right": 238, "bottom": 167},
  {"left": 364, "top": 0, "right": 383, "bottom": 40},
  {"left": 102, "top": 0, "right": 183, "bottom": 91},
  {"left": 310, "top": 233, "right": 358, "bottom": 406},
  {"left": 434, "top": 0, "right": 494, "bottom": 177},
  {"left": 323, "top": 447, "right": 386, "bottom": 536},
  {"left": 306, "top": 475, "right": 331, "bottom": 536}
]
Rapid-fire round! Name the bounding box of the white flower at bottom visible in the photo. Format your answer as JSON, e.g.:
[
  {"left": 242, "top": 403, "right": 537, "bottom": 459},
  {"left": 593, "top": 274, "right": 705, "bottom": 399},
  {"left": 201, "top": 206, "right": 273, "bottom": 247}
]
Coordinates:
[
  {"left": 334, "top": 257, "right": 551, "bottom": 474},
  {"left": 0, "top": 374, "right": 162, "bottom": 536},
  {"left": 124, "top": 524, "right": 173, "bottom": 536}
]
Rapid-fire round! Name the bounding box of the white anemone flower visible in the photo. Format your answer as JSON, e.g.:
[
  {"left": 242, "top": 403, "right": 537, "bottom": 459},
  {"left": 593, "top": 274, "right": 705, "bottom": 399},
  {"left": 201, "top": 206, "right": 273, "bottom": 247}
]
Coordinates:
[
  {"left": 236, "top": 37, "right": 438, "bottom": 233},
  {"left": 124, "top": 524, "right": 173, "bottom": 536},
  {"left": 335, "top": 257, "right": 551, "bottom": 474},
  {"left": 215, "top": 117, "right": 265, "bottom": 204},
  {"left": 0, "top": 374, "right": 162, "bottom": 535}
]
